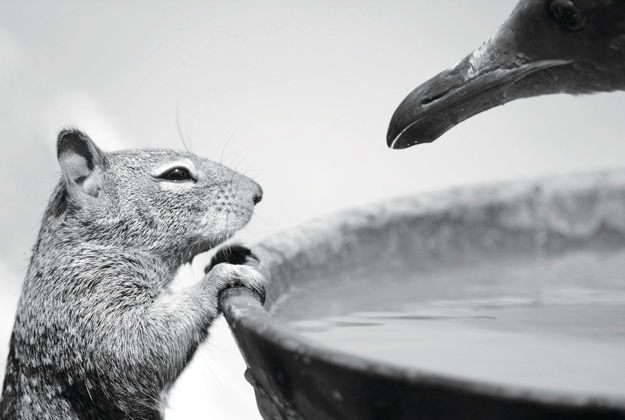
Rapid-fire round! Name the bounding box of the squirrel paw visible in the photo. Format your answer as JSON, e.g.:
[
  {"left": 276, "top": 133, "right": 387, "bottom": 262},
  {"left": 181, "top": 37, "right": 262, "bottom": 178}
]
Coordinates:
[{"left": 204, "top": 245, "right": 266, "bottom": 304}]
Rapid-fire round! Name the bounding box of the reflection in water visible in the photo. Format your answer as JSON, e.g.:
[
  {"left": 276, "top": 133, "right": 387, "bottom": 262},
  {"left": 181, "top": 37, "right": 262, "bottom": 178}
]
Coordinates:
[{"left": 275, "top": 249, "right": 625, "bottom": 397}]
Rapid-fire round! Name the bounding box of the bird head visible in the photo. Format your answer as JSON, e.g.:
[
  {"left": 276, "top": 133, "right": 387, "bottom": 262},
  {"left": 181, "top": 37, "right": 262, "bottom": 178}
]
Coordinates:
[{"left": 388, "top": 0, "right": 625, "bottom": 149}]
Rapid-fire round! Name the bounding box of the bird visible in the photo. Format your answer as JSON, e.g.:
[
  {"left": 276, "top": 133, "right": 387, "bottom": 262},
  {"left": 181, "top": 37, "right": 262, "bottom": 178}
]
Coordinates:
[{"left": 387, "top": 0, "right": 625, "bottom": 150}]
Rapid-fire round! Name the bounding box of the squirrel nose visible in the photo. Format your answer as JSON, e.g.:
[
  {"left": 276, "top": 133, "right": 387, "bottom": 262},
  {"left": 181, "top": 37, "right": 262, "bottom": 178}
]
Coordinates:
[{"left": 252, "top": 186, "right": 263, "bottom": 205}]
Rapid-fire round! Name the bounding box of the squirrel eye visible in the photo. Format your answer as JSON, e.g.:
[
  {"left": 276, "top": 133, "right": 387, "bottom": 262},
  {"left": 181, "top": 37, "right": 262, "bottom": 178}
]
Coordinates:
[
  {"left": 158, "top": 167, "right": 196, "bottom": 182},
  {"left": 550, "top": 0, "right": 586, "bottom": 30}
]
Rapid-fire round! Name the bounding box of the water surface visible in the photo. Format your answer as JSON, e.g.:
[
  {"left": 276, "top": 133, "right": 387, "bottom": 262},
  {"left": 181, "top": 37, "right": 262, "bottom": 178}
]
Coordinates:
[{"left": 274, "top": 248, "right": 625, "bottom": 397}]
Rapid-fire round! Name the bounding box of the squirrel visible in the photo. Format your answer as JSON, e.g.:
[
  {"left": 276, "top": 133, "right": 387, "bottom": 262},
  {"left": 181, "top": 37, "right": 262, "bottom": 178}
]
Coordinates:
[{"left": 0, "top": 129, "right": 267, "bottom": 419}]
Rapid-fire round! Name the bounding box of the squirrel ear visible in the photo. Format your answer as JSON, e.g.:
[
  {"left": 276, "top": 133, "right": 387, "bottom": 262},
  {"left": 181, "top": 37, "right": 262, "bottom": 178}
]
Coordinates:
[{"left": 57, "top": 130, "right": 105, "bottom": 200}]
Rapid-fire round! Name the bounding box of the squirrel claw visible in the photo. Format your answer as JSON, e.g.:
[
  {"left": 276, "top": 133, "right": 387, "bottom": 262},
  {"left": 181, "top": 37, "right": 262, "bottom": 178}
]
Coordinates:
[
  {"left": 221, "top": 282, "right": 266, "bottom": 305},
  {"left": 250, "top": 283, "right": 266, "bottom": 305}
]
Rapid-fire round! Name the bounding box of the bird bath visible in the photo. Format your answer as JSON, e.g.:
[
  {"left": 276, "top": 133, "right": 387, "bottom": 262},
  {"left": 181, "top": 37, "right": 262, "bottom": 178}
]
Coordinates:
[{"left": 221, "top": 171, "right": 625, "bottom": 420}]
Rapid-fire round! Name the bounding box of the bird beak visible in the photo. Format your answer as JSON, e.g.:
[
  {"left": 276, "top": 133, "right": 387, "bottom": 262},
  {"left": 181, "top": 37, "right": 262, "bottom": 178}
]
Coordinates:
[{"left": 387, "top": 22, "right": 571, "bottom": 149}]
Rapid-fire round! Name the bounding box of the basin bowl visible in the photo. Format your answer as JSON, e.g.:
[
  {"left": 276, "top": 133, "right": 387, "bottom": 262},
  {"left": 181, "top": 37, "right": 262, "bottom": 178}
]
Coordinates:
[{"left": 221, "top": 171, "right": 625, "bottom": 420}]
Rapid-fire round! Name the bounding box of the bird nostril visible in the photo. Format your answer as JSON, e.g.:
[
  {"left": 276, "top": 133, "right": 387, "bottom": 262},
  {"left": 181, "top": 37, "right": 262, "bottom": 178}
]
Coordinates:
[{"left": 421, "top": 87, "right": 452, "bottom": 105}]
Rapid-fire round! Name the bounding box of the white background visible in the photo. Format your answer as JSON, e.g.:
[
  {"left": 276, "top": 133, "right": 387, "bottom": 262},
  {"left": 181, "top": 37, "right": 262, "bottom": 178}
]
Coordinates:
[{"left": 1, "top": 1, "right": 624, "bottom": 418}]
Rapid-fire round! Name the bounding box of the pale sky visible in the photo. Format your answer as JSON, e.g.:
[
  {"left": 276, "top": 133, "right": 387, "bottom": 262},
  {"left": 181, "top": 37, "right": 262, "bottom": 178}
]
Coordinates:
[{"left": 1, "top": 1, "right": 624, "bottom": 418}]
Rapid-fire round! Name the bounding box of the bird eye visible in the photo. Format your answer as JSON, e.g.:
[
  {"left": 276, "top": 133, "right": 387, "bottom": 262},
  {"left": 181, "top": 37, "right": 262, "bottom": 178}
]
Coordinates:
[
  {"left": 550, "top": 0, "right": 586, "bottom": 30},
  {"left": 158, "top": 166, "right": 196, "bottom": 182}
]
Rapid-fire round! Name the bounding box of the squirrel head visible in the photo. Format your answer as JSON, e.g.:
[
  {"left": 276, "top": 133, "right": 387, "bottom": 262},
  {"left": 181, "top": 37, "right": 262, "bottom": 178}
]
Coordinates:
[{"left": 55, "top": 129, "right": 263, "bottom": 268}]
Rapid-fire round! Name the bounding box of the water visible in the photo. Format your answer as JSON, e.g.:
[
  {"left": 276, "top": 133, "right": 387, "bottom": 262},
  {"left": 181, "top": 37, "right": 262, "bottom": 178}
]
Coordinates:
[{"left": 274, "top": 248, "right": 625, "bottom": 398}]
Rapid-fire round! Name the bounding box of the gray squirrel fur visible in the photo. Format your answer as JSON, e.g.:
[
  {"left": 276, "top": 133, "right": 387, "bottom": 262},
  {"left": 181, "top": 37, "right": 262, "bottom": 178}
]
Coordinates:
[{"left": 0, "top": 129, "right": 266, "bottom": 419}]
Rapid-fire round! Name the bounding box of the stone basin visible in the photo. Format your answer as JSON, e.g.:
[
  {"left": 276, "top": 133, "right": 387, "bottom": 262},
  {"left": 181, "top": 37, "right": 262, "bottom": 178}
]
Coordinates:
[{"left": 221, "top": 171, "right": 625, "bottom": 420}]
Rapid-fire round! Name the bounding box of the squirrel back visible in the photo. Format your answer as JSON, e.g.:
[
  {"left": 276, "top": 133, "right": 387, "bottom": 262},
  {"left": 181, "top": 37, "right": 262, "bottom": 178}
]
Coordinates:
[{"left": 0, "top": 130, "right": 266, "bottom": 419}]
